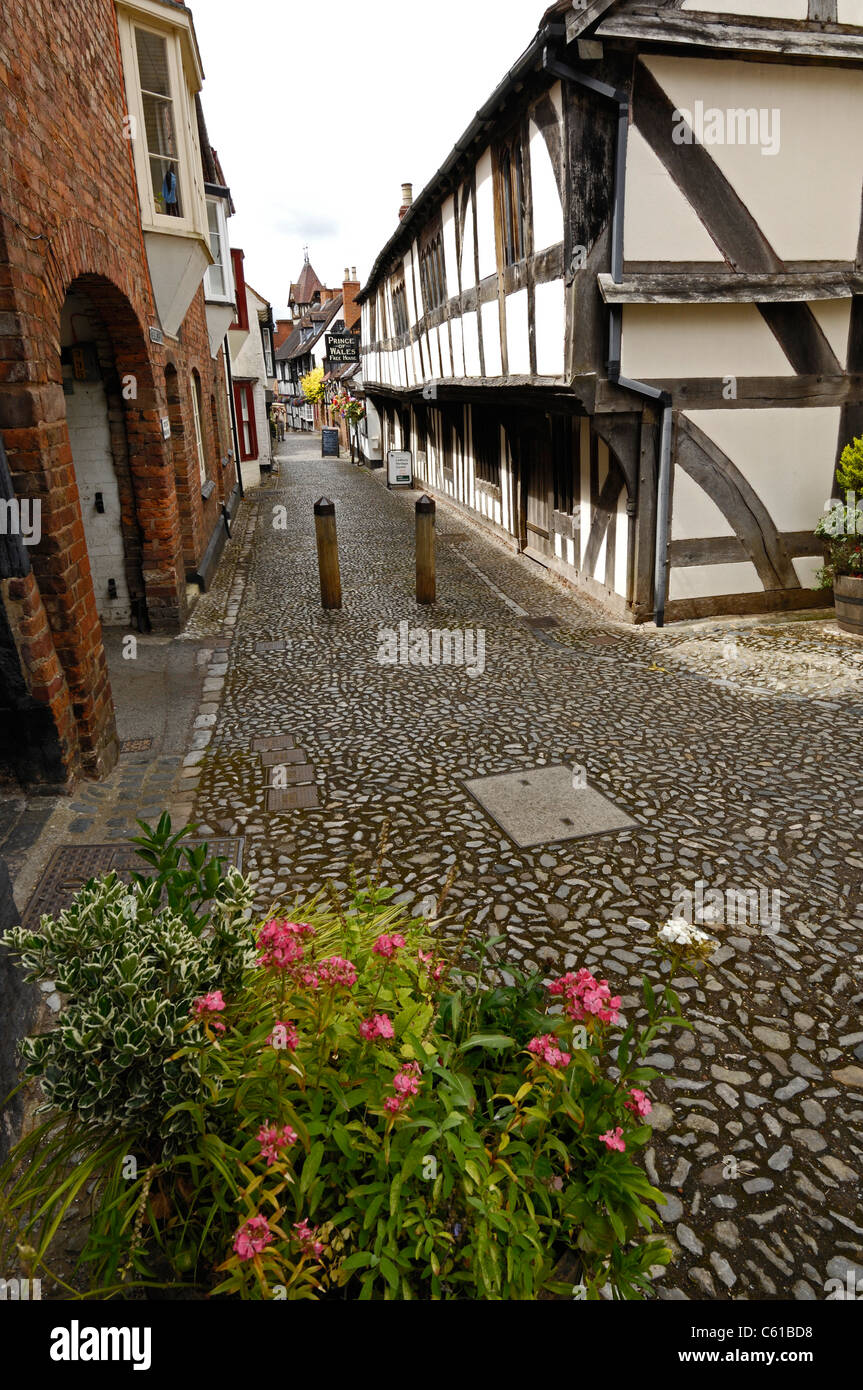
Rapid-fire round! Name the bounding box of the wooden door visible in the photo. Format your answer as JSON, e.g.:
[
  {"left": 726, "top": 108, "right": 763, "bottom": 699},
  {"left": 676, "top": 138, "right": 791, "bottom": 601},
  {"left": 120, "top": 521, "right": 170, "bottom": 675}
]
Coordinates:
[{"left": 521, "top": 421, "right": 554, "bottom": 563}]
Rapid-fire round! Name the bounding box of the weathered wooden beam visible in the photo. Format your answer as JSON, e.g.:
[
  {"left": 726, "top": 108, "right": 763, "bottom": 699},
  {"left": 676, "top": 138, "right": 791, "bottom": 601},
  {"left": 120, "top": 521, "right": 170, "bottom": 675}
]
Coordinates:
[
  {"left": 599, "top": 271, "right": 863, "bottom": 304},
  {"left": 595, "top": 374, "right": 863, "bottom": 410},
  {"left": 665, "top": 587, "right": 828, "bottom": 624},
  {"left": 596, "top": 12, "right": 863, "bottom": 60}
]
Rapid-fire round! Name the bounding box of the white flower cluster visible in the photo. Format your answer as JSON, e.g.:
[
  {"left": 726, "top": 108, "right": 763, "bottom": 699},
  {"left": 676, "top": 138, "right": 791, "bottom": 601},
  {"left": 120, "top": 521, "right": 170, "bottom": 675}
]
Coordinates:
[{"left": 658, "top": 917, "right": 715, "bottom": 948}]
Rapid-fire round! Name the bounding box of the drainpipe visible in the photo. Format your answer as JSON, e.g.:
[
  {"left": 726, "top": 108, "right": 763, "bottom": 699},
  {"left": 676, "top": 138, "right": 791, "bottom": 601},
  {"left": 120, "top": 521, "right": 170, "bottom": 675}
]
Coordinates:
[{"left": 543, "top": 49, "right": 674, "bottom": 627}]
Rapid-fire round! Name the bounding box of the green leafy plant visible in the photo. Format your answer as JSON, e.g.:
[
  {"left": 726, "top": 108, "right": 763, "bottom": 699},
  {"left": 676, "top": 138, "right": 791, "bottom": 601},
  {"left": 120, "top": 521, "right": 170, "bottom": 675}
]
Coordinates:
[
  {"left": 815, "top": 435, "right": 863, "bottom": 588},
  {"left": 1, "top": 825, "right": 707, "bottom": 1301}
]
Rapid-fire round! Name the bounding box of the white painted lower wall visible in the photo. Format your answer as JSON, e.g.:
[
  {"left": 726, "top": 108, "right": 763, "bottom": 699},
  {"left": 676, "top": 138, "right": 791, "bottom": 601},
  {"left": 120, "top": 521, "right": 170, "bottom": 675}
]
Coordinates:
[{"left": 66, "top": 378, "right": 133, "bottom": 626}]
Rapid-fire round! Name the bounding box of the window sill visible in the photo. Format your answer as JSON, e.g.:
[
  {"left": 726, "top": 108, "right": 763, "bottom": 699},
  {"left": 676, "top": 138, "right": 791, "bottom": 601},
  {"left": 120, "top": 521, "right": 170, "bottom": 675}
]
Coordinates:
[{"left": 201, "top": 479, "right": 215, "bottom": 500}]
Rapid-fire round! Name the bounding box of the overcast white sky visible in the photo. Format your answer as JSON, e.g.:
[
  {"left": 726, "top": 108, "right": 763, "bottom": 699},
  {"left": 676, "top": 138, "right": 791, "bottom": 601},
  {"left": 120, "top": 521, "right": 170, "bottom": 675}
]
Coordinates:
[{"left": 192, "top": 0, "right": 545, "bottom": 314}]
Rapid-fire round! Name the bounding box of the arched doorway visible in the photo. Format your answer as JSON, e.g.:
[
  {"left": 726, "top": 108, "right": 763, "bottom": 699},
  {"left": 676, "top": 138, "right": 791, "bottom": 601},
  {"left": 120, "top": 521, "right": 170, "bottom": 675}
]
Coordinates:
[{"left": 60, "top": 291, "right": 144, "bottom": 628}]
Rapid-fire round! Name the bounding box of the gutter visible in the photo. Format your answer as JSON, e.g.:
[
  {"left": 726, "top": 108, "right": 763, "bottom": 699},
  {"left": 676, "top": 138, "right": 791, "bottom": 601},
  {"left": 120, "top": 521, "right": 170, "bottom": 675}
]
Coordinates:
[{"left": 543, "top": 48, "right": 673, "bottom": 627}]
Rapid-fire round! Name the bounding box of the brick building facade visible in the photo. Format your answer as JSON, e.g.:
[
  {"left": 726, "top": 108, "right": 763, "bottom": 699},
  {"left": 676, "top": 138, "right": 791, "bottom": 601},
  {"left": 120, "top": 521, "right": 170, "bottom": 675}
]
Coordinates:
[{"left": 0, "top": 0, "right": 240, "bottom": 789}]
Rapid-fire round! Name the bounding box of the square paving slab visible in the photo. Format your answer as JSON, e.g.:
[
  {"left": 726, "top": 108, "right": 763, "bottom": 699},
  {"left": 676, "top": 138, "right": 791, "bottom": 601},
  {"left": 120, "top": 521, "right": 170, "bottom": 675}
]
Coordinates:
[{"left": 463, "top": 764, "right": 636, "bottom": 849}]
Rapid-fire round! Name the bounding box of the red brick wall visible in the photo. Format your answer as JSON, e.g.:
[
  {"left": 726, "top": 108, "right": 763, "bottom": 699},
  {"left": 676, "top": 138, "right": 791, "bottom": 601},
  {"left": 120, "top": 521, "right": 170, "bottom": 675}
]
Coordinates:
[{"left": 0, "top": 0, "right": 238, "bottom": 784}]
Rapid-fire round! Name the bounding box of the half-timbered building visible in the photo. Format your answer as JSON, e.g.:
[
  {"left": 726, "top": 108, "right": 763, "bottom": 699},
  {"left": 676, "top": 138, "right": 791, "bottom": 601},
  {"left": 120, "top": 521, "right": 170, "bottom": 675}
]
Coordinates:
[{"left": 358, "top": 0, "right": 863, "bottom": 623}]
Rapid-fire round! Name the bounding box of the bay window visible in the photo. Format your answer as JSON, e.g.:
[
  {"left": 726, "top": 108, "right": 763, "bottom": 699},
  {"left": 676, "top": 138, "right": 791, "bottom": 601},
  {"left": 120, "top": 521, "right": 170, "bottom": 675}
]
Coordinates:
[{"left": 135, "top": 27, "right": 183, "bottom": 219}]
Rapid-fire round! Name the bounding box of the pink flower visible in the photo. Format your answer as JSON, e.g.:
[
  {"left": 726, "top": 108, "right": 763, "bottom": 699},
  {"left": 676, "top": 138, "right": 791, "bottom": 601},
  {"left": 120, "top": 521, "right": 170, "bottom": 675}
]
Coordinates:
[
  {"left": 193, "top": 990, "right": 225, "bottom": 1016},
  {"left": 267, "top": 1020, "right": 299, "bottom": 1051},
  {"left": 192, "top": 991, "right": 226, "bottom": 1031},
  {"left": 293, "top": 1219, "right": 324, "bottom": 1258},
  {"left": 257, "top": 1122, "right": 298, "bottom": 1166},
  {"left": 315, "top": 955, "right": 357, "bottom": 989},
  {"left": 599, "top": 1127, "right": 626, "bottom": 1153},
  {"left": 359, "top": 1013, "right": 395, "bottom": 1041},
  {"left": 548, "top": 969, "right": 621, "bottom": 1025},
  {"left": 256, "top": 919, "right": 314, "bottom": 971},
  {"left": 624, "top": 1088, "right": 652, "bottom": 1119},
  {"left": 418, "top": 950, "right": 445, "bottom": 984},
  {"left": 527, "top": 1034, "right": 572, "bottom": 1070},
  {"left": 372, "top": 933, "right": 407, "bottom": 960},
  {"left": 385, "top": 1062, "right": 423, "bottom": 1117},
  {"left": 233, "top": 1214, "right": 273, "bottom": 1261},
  {"left": 393, "top": 1061, "right": 422, "bottom": 1096}
]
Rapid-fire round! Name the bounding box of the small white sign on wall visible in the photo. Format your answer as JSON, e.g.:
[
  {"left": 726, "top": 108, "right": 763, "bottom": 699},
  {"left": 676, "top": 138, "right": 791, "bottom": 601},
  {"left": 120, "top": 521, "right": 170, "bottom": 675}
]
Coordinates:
[
  {"left": 387, "top": 449, "right": 412, "bottom": 487},
  {"left": 160, "top": 417, "right": 171, "bottom": 440}
]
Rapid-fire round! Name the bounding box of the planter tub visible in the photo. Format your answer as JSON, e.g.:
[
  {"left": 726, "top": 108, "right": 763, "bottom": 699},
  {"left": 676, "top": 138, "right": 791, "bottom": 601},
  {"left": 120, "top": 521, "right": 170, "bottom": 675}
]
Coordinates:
[{"left": 835, "top": 574, "right": 863, "bottom": 636}]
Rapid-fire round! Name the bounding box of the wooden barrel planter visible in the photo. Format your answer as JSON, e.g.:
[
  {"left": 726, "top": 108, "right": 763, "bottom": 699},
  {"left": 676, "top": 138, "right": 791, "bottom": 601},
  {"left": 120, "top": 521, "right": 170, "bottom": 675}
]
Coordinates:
[{"left": 835, "top": 575, "right": 863, "bottom": 635}]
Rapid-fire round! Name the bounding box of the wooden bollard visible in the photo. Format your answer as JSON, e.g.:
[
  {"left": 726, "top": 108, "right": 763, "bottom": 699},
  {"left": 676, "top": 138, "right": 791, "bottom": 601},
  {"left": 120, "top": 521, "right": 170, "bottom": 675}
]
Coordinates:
[
  {"left": 314, "top": 496, "right": 342, "bottom": 610},
  {"left": 416, "top": 494, "right": 435, "bottom": 605}
]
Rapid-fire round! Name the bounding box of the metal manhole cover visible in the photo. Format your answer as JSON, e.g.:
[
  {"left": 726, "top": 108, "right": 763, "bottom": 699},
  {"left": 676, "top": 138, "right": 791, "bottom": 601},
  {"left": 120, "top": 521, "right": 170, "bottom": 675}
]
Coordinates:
[
  {"left": 463, "top": 765, "right": 636, "bottom": 849},
  {"left": 267, "top": 786, "right": 320, "bottom": 811},
  {"left": 580, "top": 633, "right": 622, "bottom": 646},
  {"left": 524, "top": 616, "right": 559, "bottom": 629},
  {"left": 121, "top": 738, "right": 154, "bottom": 753},
  {"left": 253, "top": 735, "right": 296, "bottom": 752},
  {"left": 260, "top": 749, "right": 305, "bottom": 765},
  {"left": 23, "top": 839, "right": 244, "bottom": 926}
]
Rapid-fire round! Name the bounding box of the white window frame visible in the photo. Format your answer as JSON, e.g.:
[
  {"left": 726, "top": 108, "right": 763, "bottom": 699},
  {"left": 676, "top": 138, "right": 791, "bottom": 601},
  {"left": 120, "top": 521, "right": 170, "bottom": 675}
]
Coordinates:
[
  {"left": 117, "top": 6, "right": 208, "bottom": 243},
  {"left": 204, "top": 197, "right": 232, "bottom": 302},
  {"left": 262, "top": 326, "right": 274, "bottom": 379},
  {"left": 191, "top": 375, "right": 208, "bottom": 487}
]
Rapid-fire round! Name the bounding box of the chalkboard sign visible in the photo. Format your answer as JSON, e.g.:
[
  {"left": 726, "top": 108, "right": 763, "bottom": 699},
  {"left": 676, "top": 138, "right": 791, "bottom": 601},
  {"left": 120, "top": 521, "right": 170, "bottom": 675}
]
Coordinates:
[{"left": 321, "top": 428, "right": 340, "bottom": 458}]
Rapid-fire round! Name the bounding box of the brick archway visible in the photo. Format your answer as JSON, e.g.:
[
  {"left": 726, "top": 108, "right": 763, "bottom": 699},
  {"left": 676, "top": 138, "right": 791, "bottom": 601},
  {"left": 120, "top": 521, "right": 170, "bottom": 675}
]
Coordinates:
[{"left": 0, "top": 220, "right": 188, "bottom": 783}]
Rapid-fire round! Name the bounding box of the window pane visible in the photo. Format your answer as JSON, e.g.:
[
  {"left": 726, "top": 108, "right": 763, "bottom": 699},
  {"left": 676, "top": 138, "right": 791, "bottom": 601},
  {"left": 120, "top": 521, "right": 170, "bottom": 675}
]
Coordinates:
[
  {"left": 136, "top": 29, "right": 182, "bottom": 217},
  {"left": 205, "top": 201, "right": 225, "bottom": 297},
  {"left": 136, "top": 29, "right": 171, "bottom": 96}
]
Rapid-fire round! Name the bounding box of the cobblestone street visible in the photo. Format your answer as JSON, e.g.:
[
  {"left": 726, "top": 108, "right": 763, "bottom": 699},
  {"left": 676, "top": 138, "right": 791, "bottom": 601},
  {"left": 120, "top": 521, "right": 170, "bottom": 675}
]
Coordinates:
[{"left": 10, "top": 432, "right": 863, "bottom": 1300}]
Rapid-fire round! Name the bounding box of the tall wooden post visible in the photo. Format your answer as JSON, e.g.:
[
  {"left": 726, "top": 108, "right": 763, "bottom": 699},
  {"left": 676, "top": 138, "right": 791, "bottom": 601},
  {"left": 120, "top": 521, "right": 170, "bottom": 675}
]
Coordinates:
[
  {"left": 314, "top": 497, "right": 342, "bottom": 610},
  {"left": 416, "top": 494, "right": 435, "bottom": 605}
]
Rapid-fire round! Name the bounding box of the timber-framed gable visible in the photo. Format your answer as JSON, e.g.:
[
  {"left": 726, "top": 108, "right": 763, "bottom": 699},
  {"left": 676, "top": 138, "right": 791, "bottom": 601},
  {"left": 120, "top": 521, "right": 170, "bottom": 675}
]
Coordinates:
[{"left": 360, "top": 0, "right": 863, "bottom": 622}]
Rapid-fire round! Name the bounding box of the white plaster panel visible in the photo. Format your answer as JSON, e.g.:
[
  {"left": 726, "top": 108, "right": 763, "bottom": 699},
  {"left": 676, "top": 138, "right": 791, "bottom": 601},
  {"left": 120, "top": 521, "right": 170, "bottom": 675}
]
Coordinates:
[
  {"left": 624, "top": 127, "right": 724, "bottom": 262},
  {"left": 476, "top": 150, "right": 496, "bottom": 282},
  {"left": 506, "top": 289, "right": 531, "bottom": 376},
  {"left": 481, "top": 300, "right": 502, "bottom": 377},
  {"left": 838, "top": 0, "right": 863, "bottom": 21},
  {"left": 534, "top": 279, "right": 565, "bottom": 378},
  {"left": 460, "top": 194, "right": 476, "bottom": 291},
  {"left": 579, "top": 418, "right": 591, "bottom": 566},
  {"left": 450, "top": 315, "right": 465, "bottom": 378},
  {"left": 643, "top": 56, "right": 863, "bottom": 261},
  {"left": 671, "top": 460, "right": 736, "bottom": 538},
  {"left": 810, "top": 299, "right": 852, "bottom": 370},
  {"left": 442, "top": 196, "right": 458, "bottom": 298},
  {"left": 793, "top": 556, "right": 823, "bottom": 588},
  {"left": 621, "top": 303, "right": 795, "bottom": 378},
  {"left": 615, "top": 492, "right": 629, "bottom": 596},
  {"left": 66, "top": 379, "right": 132, "bottom": 625},
  {"left": 463, "top": 311, "right": 481, "bottom": 377},
  {"left": 670, "top": 561, "right": 762, "bottom": 598},
  {"left": 529, "top": 122, "right": 563, "bottom": 254},
  {"left": 684, "top": 406, "right": 841, "bottom": 531}
]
